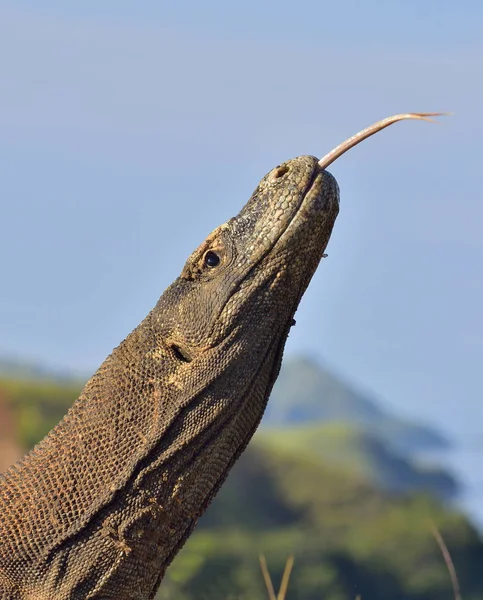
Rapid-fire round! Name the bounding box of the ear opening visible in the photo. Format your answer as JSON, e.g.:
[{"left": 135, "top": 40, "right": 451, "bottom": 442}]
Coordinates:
[{"left": 169, "top": 343, "right": 192, "bottom": 363}]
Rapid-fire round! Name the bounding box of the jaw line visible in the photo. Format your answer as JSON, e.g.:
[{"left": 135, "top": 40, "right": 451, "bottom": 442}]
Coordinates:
[{"left": 210, "top": 165, "right": 332, "bottom": 344}]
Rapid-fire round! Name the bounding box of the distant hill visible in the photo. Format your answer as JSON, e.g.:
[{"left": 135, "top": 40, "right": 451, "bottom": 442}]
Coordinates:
[
  {"left": 259, "top": 423, "right": 457, "bottom": 501},
  {"left": 0, "top": 356, "right": 83, "bottom": 381},
  {"left": 263, "top": 356, "right": 450, "bottom": 454}
]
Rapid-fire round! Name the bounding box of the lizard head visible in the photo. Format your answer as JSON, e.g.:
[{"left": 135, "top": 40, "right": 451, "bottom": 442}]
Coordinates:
[
  {"left": 152, "top": 113, "right": 443, "bottom": 369},
  {"left": 152, "top": 155, "right": 338, "bottom": 367}
]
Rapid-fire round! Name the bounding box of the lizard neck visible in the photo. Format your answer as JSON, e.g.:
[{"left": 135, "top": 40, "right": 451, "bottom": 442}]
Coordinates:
[{"left": 0, "top": 311, "right": 287, "bottom": 599}]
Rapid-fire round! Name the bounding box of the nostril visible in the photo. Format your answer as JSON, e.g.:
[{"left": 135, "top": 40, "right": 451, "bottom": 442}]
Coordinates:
[{"left": 271, "top": 165, "right": 289, "bottom": 180}]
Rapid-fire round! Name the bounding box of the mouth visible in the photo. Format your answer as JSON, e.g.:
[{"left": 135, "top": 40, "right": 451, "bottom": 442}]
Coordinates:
[
  {"left": 212, "top": 164, "right": 337, "bottom": 337},
  {"left": 274, "top": 165, "right": 339, "bottom": 252},
  {"left": 249, "top": 160, "right": 329, "bottom": 265}
]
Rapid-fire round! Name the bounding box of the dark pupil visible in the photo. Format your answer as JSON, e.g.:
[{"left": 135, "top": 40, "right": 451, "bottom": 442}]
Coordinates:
[{"left": 205, "top": 251, "right": 220, "bottom": 268}]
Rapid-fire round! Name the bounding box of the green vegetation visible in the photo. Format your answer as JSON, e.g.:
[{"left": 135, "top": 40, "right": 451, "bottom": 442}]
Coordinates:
[
  {"left": 0, "top": 377, "right": 82, "bottom": 449},
  {"left": 158, "top": 443, "right": 483, "bottom": 599}
]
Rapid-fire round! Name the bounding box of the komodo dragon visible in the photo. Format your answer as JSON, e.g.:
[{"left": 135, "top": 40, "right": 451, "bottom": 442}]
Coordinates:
[{"left": 0, "top": 113, "right": 445, "bottom": 599}]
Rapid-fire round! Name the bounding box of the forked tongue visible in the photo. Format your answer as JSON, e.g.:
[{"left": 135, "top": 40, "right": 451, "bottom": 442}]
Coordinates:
[{"left": 318, "top": 113, "right": 448, "bottom": 170}]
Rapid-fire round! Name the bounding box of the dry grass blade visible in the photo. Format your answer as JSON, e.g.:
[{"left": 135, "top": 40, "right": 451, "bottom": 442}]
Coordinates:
[
  {"left": 430, "top": 523, "right": 462, "bottom": 600},
  {"left": 277, "top": 555, "right": 294, "bottom": 600},
  {"left": 259, "top": 555, "right": 295, "bottom": 600},
  {"left": 259, "top": 555, "right": 277, "bottom": 600}
]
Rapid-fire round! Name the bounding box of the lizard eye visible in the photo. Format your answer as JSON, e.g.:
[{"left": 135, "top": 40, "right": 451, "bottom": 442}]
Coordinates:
[{"left": 204, "top": 250, "right": 221, "bottom": 268}]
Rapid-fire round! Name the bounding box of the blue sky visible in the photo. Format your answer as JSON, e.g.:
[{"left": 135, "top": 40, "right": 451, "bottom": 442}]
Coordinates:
[{"left": 0, "top": 1, "right": 482, "bottom": 437}]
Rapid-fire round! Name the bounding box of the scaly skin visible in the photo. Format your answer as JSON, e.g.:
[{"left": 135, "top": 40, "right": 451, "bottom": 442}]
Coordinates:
[{"left": 0, "top": 156, "right": 339, "bottom": 599}]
